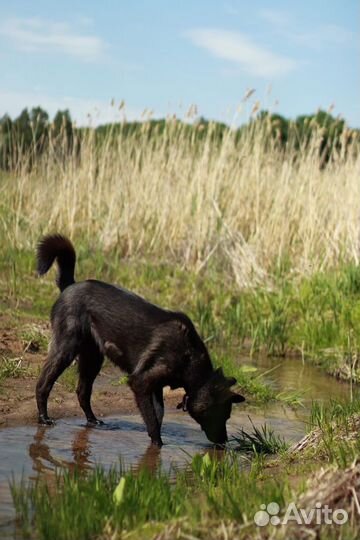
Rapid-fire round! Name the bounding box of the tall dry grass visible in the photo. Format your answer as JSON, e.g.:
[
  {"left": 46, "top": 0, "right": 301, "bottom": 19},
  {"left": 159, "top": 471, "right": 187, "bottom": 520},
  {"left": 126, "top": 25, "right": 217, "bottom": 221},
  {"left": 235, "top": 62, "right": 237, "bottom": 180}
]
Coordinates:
[{"left": 1, "top": 111, "right": 359, "bottom": 288}]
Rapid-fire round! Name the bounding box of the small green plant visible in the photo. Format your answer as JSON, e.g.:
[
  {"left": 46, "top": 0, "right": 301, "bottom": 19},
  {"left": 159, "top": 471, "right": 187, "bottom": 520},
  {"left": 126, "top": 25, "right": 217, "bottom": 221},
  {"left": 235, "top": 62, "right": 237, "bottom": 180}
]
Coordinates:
[
  {"left": 21, "top": 325, "right": 49, "bottom": 353},
  {"left": 275, "top": 389, "right": 305, "bottom": 407},
  {"left": 300, "top": 399, "right": 360, "bottom": 465},
  {"left": 233, "top": 419, "right": 289, "bottom": 455},
  {"left": 0, "top": 356, "right": 28, "bottom": 384},
  {"left": 111, "top": 375, "right": 129, "bottom": 386}
]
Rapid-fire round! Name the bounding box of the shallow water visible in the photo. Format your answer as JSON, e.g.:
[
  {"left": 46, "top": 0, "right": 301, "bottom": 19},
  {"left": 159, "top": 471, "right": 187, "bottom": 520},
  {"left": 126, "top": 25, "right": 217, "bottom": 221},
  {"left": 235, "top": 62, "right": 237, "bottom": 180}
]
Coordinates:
[
  {"left": 246, "top": 355, "right": 355, "bottom": 405},
  {"left": 0, "top": 356, "right": 357, "bottom": 537}
]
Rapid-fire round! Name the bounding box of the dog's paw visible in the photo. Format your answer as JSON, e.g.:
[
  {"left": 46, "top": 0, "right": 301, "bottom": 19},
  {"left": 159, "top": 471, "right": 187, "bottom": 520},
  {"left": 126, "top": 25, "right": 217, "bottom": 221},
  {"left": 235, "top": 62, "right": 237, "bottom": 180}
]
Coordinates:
[
  {"left": 86, "top": 418, "right": 105, "bottom": 427},
  {"left": 38, "top": 415, "right": 55, "bottom": 426},
  {"left": 151, "top": 437, "right": 163, "bottom": 448}
]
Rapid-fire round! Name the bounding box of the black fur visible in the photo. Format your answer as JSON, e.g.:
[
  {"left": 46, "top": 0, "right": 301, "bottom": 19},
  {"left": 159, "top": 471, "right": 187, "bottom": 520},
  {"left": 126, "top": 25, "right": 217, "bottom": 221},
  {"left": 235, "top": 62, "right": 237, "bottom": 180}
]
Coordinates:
[
  {"left": 35, "top": 235, "right": 245, "bottom": 446},
  {"left": 37, "top": 234, "right": 76, "bottom": 292}
]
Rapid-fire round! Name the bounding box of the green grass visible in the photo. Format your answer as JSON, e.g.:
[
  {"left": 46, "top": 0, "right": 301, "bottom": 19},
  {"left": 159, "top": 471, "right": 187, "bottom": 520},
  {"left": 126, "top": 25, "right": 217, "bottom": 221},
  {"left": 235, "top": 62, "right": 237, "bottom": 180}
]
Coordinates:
[
  {"left": 232, "top": 420, "right": 289, "bottom": 455},
  {"left": 11, "top": 452, "right": 290, "bottom": 540},
  {"left": 3, "top": 243, "right": 360, "bottom": 391},
  {"left": 309, "top": 398, "right": 360, "bottom": 431},
  {"left": 0, "top": 356, "right": 29, "bottom": 385},
  {"left": 58, "top": 364, "right": 78, "bottom": 392},
  {"left": 20, "top": 324, "right": 49, "bottom": 353},
  {"left": 305, "top": 399, "right": 360, "bottom": 466}
]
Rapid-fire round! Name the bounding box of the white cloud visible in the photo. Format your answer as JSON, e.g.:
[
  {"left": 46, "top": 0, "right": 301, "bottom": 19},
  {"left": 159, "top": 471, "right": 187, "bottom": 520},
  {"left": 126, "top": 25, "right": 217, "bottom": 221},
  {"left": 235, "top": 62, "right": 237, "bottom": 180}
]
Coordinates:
[
  {"left": 259, "top": 10, "right": 354, "bottom": 50},
  {"left": 186, "top": 28, "right": 296, "bottom": 78},
  {"left": 0, "top": 17, "right": 106, "bottom": 62},
  {"left": 0, "top": 90, "right": 144, "bottom": 126}
]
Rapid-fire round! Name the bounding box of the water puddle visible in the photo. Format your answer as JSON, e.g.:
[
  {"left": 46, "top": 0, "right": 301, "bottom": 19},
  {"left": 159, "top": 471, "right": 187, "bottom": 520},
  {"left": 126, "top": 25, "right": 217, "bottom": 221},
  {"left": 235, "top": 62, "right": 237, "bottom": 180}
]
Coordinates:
[
  {"left": 0, "top": 356, "right": 357, "bottom": 537},
  {"left": 246, "top": 355, "right": 355, "bottom": 405}
]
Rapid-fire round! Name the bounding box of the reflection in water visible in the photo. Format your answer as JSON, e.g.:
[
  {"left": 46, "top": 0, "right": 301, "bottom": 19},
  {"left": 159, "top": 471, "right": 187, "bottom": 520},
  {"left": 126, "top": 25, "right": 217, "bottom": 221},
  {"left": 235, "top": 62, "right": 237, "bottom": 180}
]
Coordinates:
[
  {"left": 0, "top": 413, "right": 210, "bottom": 537},
  {"left": 29, "top": 425, "right": 92, "bottom": 474},
  {"left": 28, "top": 424, "right": 165, "bottom": 476},
  {"left": 135, "top": 444, "right": 161, "bottom": 473}
]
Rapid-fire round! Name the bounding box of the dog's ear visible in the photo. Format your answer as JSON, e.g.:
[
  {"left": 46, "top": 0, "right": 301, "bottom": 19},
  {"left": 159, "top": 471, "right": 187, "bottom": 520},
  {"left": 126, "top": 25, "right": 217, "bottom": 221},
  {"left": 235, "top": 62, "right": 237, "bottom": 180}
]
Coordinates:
[
  {"left": 225, "top": 376, "right": 237, "bottom": 387},
  {"left": 213, "top": 369, "right": 237, "bottom": 389},
  {"left": 214, "top": 369, "right": 236, "bottom": 386},
  {"left": 214, "top": 375, "right": 244, "bottom": 404},
  {"left": 216, "top": 389, "right": 245, "bottom": 404},
  {"left": 230, "top": 392, "right": 245, "bottom": 403}
]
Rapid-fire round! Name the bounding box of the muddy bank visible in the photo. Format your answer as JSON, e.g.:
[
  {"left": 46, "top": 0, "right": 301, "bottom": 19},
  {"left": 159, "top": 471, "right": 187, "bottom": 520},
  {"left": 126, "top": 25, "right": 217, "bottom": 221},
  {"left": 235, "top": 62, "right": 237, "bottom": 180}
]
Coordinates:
[{"left": 0, "top": 362, "right": 184, "bottom": 428}]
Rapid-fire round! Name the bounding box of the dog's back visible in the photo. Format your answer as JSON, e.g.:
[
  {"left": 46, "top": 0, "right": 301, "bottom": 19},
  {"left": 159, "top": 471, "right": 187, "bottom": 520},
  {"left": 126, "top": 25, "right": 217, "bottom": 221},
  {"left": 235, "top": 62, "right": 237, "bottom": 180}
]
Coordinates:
[{"left": 52, "top": 278, "right": 197, "bottom": 373}]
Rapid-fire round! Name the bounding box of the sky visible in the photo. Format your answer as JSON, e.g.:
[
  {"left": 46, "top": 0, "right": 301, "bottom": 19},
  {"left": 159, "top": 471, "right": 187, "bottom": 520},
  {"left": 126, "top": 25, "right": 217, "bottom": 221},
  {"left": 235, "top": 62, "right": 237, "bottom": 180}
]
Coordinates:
[{"left": 0, "top": 0, "right": 359, "bottom": 127}]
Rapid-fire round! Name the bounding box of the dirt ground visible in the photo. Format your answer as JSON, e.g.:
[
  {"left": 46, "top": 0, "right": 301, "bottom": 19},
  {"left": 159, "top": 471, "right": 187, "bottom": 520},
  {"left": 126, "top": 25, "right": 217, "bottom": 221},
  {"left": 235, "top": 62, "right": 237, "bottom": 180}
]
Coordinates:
[{"left": 0, "top": 313, "right": 184, "bottom": 428}]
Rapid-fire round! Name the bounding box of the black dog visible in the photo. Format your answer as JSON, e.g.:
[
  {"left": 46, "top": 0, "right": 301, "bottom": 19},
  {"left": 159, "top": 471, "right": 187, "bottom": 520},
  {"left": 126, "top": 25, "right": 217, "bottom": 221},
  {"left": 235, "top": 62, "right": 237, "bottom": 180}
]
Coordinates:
[{"left": 35, "top": 234, "right": 244, "bottom": 446}]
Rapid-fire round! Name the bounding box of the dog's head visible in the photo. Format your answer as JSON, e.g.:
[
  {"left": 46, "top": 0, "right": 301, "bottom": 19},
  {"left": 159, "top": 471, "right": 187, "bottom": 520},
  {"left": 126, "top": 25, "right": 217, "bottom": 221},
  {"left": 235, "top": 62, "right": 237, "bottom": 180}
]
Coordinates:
[{"left": 187, "top": 367, "right": 245, "bottom": 444}]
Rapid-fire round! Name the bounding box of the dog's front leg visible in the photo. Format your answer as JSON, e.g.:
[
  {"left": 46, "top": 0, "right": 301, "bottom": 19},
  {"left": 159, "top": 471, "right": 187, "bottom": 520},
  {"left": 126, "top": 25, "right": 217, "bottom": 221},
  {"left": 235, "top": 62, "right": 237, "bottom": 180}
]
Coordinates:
[
  {"left": 133, "top": 391, "right": 163, "bottom": 447},
  {"left": 152, "top": 388, "right": 164, "bottom": 428}
]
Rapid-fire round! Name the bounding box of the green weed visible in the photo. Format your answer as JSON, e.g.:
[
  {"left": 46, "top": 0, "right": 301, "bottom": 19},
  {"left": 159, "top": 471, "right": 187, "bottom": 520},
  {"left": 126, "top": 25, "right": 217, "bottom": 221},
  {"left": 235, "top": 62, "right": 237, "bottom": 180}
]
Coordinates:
[
  {"left": 233, "top": 420, "right": 289, "bottom": 455},
  {"left": 21, "top": 325, "right": 49, "bottom": 353},
  {"left": 303, "top": 399, "right": 360, "bottom": 465},
  {"left": 0, "top": 356, "right": 28, "bottom": 384}
]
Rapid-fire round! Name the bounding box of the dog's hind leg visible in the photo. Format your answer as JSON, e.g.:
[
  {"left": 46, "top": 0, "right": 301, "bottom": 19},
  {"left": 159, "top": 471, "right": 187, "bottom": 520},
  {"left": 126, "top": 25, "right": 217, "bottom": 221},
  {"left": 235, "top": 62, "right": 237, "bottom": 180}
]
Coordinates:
[
  {"left": 152, "top": 389, "right": 164, "bottom": 428},
  {"left": 76, "top": 344, "right": 104, "bottom": 426},
  {"left": 36, "top": 339, "right": 78, "bottom": 425}
]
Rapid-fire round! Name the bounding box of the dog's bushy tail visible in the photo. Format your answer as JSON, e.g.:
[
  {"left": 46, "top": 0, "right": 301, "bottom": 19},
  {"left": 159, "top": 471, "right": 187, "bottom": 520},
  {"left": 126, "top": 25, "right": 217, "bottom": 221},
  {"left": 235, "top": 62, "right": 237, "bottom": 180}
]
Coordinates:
[{"left": 37, "top": 234, "right": 76, "bottom": 292}]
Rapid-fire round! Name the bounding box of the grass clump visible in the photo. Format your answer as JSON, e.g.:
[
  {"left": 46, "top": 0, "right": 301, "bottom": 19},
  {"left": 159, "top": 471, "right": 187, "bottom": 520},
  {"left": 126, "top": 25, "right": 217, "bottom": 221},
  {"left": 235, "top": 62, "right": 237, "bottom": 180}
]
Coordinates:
[
  {"left": 290, "top": 399, "right": 360, "bottom": 468},
  {"left": 233, "top": 420, "right": 289, "bottom": 455},
  {"left": 21, "top": 324, "right": 49, "bottom": 353},
  {"left": 0, "top": 356, "right": 28, "bottom": 384}
]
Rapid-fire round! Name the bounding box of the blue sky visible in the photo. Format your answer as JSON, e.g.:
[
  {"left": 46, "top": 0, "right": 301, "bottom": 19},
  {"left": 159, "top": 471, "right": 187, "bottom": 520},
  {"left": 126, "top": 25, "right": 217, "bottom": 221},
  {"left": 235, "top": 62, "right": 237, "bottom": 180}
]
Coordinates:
[{"left": 0, "top": 1, "right": 359, "bottom": 126}]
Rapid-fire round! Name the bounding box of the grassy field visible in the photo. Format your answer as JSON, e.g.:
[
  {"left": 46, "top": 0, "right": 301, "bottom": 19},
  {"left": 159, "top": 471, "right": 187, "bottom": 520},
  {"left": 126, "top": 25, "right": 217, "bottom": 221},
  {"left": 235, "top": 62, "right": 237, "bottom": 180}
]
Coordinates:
[
  {"left": 1, "top": 111, "right": 360, "bottom": 379},
  {"left": 2, "top": 111, "right": 360, "bottom": 538},
  {"left": 1, "top": 111, "right": 359, "bottom": 279},
  {"left": 2, "top": 243, "right": 360, "bottom": 385}
]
